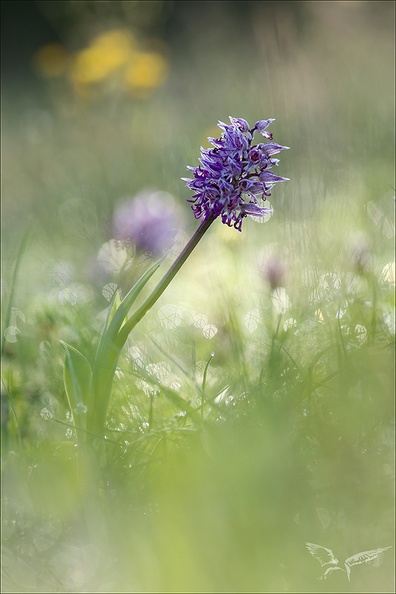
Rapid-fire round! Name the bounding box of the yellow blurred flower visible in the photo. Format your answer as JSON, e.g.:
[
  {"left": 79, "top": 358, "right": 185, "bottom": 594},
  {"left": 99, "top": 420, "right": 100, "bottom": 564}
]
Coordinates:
[
  {"left": 33, "top": 28, "right": 169, "bottom": 103},
  {"left": 32, "top": 43, "right": 69, "bottom": 78},
  {"left": 70, "top": 29, "right": 136, "bottom": 85},
  {"left": 124, "top": 51, "right": 168, "bottom": 96}
]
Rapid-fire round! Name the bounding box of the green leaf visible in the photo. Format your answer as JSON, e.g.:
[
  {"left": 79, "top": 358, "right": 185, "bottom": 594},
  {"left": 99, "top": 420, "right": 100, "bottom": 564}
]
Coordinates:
[
  {"left": 87, "top": 257, "right": 163, "bottom": 435},
  {"left": 105, "top": 285, "right": 123, "bottom": 331},
  {"left": 106, "top": 257, "right": 163, "bottom": 345},
  {"left": 60, "top": 340, "right": 92, "bottom": 423},
  {"left": 1, "top": 225, "right": 31, "bottom": 357},
  {"left": 92, "top": 258, "right": 163, "bottom": 383}
]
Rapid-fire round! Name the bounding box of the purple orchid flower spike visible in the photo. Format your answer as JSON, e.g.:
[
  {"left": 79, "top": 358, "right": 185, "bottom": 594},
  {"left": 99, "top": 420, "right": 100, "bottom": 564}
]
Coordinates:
[
  {"left": 64, "top": 116, "right": 289, "bottom": 439},
  {"left": 183, "top": 116, "right": 289, "bottom": 231}
]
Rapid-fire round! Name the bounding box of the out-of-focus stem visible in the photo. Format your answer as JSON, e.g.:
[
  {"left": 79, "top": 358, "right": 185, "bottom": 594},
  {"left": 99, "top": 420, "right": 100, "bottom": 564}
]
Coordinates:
[{"left": 116, "top": 214, "right": 215, "bottom": 349}]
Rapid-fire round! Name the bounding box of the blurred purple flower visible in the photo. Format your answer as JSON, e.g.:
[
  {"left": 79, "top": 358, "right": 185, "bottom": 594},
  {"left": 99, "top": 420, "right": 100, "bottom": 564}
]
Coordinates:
[
  {"left": 183, "top": 116, "right": 289, "bottom": 231},
  {"left": 260, "top": 252, "right": 286, "bottom": 290},
  {"left": 112, "top": 190, "right": 185, "bottom": 254}
]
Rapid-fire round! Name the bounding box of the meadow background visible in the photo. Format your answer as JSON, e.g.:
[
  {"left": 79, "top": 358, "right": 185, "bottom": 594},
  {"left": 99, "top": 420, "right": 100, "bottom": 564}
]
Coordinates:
[{"left": 1, "top": 1, "right": 395, "bottom": 592}]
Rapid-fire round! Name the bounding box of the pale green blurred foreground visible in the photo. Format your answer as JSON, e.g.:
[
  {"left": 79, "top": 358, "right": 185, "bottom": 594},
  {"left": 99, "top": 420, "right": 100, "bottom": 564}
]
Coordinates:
[{"left": 1, "top": 2, "right": 395, "bottom": 592}]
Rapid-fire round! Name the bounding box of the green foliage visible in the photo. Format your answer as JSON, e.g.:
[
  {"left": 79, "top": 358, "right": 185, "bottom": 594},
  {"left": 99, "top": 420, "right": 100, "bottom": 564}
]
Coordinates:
[
  {"left": 60, "top": 340, "right": 92, "bottom": 428},
  {"left": 1, "top": 3, "right": 394, "bottom": 592},
  {"left": 87, "top": 257, "right": 163, "bottom": 436}
]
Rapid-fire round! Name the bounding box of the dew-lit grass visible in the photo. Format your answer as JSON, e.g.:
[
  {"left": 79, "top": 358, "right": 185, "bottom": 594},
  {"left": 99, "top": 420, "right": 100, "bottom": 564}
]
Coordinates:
[{"left": 1, "top": 2, "right": 395, "bottom": 592}]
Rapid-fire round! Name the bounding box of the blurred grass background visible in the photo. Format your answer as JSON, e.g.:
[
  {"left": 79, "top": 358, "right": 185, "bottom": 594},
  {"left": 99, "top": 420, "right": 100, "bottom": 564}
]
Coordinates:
[{"left": 1, "top": 1, "right": 395, "bottom": 592}]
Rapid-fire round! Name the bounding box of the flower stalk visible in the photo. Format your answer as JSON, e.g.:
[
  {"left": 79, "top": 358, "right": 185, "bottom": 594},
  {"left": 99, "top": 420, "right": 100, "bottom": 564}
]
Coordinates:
[
  {"left": 117, "top": 214, "right": 215, "bottom": 347},
  {"left": 87, "top": 214, "right": 215, "bottom": 435},
  {"left": 61, "top": 116, "right": 289, "bottom": 440}
]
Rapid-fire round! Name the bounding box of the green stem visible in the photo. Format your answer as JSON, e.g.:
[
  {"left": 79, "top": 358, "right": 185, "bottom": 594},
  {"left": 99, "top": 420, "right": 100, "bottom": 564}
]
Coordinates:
[
  {"left": 201, "top": 351, "right": 215, "bottom": 419},
  {"left": 117, "top": 214, "right": 215, "bottom": 348},
  {"left": 89, "top": 214, "right": 216, "bottom": 435},
  {"left": 1, "top": 225, "right": 31, "bottom": 357}
]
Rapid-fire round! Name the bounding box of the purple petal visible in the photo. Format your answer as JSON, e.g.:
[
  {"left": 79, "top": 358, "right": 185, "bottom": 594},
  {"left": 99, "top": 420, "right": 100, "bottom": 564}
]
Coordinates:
[
  {"left": 254, "top": 119, "right": 275, "bottom": 133},
  {"left": 240, "top": 203, "right": 266, "bottom": 216},
  {"left": 261, "top": 142, "right": 290, "bottom": 156},
  {"left": 260, "top": 171, "right": 290, "bottom": 183}
]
